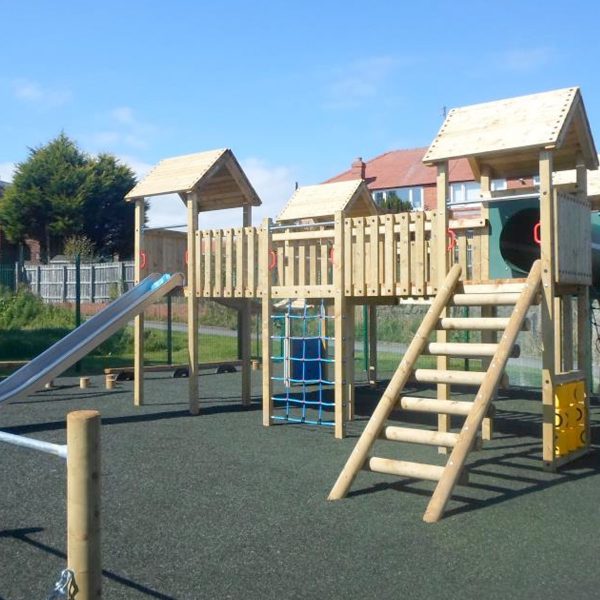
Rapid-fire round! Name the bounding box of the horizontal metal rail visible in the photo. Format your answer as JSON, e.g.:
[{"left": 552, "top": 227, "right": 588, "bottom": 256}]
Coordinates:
[
  {"left": 270, "top": 221, "right": 335, "bottom": 231},
  {"left": 0, "top": 430, "right": 67, "bottom": 459}
]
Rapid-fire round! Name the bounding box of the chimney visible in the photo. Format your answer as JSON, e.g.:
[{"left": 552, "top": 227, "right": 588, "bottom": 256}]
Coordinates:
[{"left": 351, "top": 157, "right": 366, "bottom": 179}]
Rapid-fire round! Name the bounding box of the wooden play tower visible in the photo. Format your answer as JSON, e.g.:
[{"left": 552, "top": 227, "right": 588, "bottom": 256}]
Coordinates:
[{"left": 127, "top": 87, "right": 597, "bottom": 520}]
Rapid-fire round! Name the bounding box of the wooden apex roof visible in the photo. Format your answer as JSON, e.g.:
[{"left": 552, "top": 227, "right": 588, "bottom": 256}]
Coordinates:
[
  {"left": 423, "top": 87, "right": 598, "bottom": 178},
  {"left": 276, "top": 180, "right": 378, "bottom": 222},
  {"left": 125, "top": 148, "right": 261, "bottom": 210}
]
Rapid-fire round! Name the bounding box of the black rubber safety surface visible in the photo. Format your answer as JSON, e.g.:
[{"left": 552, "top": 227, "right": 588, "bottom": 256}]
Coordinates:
[{"left": 0, "top": 373, "right": 599, "bottom": 599}]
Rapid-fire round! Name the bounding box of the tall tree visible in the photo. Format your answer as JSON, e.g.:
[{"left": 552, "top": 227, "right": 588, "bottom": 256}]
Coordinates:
[
  {"left": 0, "top": 134, "right": 139, "bottom": 261},
  {"left": 81, "top": 154, "right": 137, "bottom": 258}
]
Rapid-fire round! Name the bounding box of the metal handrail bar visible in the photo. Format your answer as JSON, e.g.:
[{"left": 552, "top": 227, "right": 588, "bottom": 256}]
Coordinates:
[{"left": 0, "top": 430, "right": 67, "bottom": 459}]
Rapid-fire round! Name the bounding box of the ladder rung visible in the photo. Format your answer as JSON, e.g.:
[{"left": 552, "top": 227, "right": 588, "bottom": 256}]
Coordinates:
[
  {"left": 367, "top": 457, "right": 445, "bottom": 481},
  {"left": 382, "top": 426, "right": 459, "bottom": 447},
  {"left": 413, "top": 368, "right": 509, "bottom": 388},
  {"left": 400, "top": 396, "right": 473, "bottom": 416},
  {"left": 438, "top": 317, "right": 531, "bottom": 331},
  {"left": 414, "top": 368, "right": 486, "bottom": 386},
  {"left": 461, "top": 282, "right": 527, "bottom": 294},
  {"left": 425, "top": 342, "right": 520, "bottom": 358},
  {"left": 451, "top": 292, "right": 521, "bottom": 306}
]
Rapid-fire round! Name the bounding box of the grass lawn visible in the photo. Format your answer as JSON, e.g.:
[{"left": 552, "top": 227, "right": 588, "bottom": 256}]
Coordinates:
[{"left": 0, "top": 328, "right": 239, "bottom": 376}]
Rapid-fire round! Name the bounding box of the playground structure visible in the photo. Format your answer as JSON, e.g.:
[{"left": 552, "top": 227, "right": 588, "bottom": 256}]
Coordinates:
[{"left": 125, "top": 87, "right": 598, "bottom": 521}]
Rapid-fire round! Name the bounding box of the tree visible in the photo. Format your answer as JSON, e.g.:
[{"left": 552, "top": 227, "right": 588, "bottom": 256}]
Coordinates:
[
  {"left": 81, "top": 154, "right": 137, "bottom": 258},
  {"left": 0, "top": 134, "right": 139, "bottom": 261},
  {"left": 379, "top": 191, "right": 413, "bottom": 214}
]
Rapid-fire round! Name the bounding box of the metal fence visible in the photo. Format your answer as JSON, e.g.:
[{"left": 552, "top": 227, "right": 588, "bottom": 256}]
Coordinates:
[
  {"left": 18, "top": 261, "right": 135, "bottom": 303},
  {"left": 0, "top": 264, "right": 16, "bottom": 291}
]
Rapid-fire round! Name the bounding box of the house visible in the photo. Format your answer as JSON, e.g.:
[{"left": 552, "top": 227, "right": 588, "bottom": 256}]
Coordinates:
[{"left": 325, "top": 148, "right": 538, "bottom": 212}]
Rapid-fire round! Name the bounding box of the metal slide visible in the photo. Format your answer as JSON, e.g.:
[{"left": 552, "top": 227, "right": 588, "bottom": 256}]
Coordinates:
[{"left": 0, "top": 272, "right": 184, "bottom": 405}]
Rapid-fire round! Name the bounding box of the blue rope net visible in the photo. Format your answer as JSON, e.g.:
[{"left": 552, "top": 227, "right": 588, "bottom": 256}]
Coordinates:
[{"left": 271, "top": 299, "right": 335, "bottom": 426}]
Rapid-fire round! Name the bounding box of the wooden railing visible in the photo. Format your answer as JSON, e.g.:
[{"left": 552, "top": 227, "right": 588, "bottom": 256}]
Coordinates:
[{"left": 194, "top": 212, "right": 489, "bottom": 300}]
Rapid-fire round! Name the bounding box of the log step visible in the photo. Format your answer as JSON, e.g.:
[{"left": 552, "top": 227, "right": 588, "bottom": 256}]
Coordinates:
[
  {"left": 400, "top": 396, "right": 474, "bottom": 416},
  {"left": 425, "top": 342, "right": 519, "bottom": 358},
  {"left": 450, "top": 292, "right": 521, "bottom": 306},
  {"left": 414, "top": 368, "right": 486, "bottom": 386},
  {"left": 382, "top": 426, "right": 459, "bottom": 447},
  {"left": 413, "top": 368, "right": 509, "bottom": 388},
  {"left": 438, "top": 317, "right": 531, "bottom": 331},
  {"left": 366, "top": 457, "right": 445, "bottom": 481}
]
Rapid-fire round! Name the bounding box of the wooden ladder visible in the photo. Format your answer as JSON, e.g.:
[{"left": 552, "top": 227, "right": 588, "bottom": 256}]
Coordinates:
[{"left": 328, "top": 260, "right": 542, "bottom": 522}]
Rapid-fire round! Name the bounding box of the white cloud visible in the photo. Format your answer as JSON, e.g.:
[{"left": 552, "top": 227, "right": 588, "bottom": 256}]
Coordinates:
[
  {"left": 12, "top": 78, "right": 71, "bottom": 107},
  {"left": 495, "top": 47, "right": 553, "bottom": 72},
  {"left": 324, "top": 56, "right": 406, "bottom": 109},
  {"left": 117, "top": 155, "right": 154, "bottom": 180},
  {"left": 140, "top": 156, "right": 296, "bottom": 231},
  {"left": 111, "top": 106, "right": 136, "bottom": 125},
  {"left": 88, "top": 107, "right": 157, "bottom": 152},
  {"left": 0, "top": 162, "right": 16, "bottom": 182}
]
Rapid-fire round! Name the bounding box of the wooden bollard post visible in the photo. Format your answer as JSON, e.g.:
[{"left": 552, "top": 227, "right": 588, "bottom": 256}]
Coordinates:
[
  {"left": 105, "top": 375, "right": 116, "bottom": 390},
  {"left": 251, "top": 359, "right": 261, "bottom": 371},
  {"left": 80, "top": 377, "right": 91, "bottom": 389},
  {"left": 67, "top": 410, "right": 101, "bottom": 599}
]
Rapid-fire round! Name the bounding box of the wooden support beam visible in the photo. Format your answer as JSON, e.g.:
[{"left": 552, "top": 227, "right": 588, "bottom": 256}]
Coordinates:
[
  {"left": 240, "top": 205, "right": 252, "bottom": 406},
  {"left": 187, "top": 192, "right": 199, "bottom": 415},
  {"left": 333, "top": 211, "right": 347, "bottom": 438},
  {"left": 133, "top": 199, "right": 145, "bottom": 407},
  {"left": 435, "top": 162, "right": 451, "bottom": 452},
  {"left": 539, "top": 151, "right": 557, "bottom": 467},
  {"left": 261, "top": 218, "right": 273, "bottom": 426},
  {"left": 368, "top": 305, "right": 377, "bottom": 386}
]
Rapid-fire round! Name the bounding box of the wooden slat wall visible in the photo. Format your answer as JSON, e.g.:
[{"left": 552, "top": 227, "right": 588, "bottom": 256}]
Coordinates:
[{"left": 192, "top": 214, "right": 490, "bottom": 299}]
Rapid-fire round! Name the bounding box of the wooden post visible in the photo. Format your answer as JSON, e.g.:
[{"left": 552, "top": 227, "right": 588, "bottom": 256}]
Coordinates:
[
  {"left": 435, "top": 163, "right": 451, "bottom": 451},
  {"left": 67, "top": 410, "right": 101, "bottom": 599},
  {"left": 333, "top": 211, "right": 347, "bottom": 439},
  {"left": 261, "top": 218, "right": 273, "bottom": 426},
  {"left": 576, "top": 155, "right": 593, "bottom": 394},
  {"left": 479, "top": 167, "right": 495, "bottom": 441},
  {"left": 133, "top": 199, "right": 145, "bottom": 406},
  {"left": 241, "top": 205, "right": 252, "bottom": 406},
  {"left": 539, "top": 150, "right": 557, "bottom": 468},
  {"left": 368, "top": 304, "right": 377, "bottom": 387},
  {"left": 187, "top": 192, "right": 200, "bottom": 415},
  {"left": 346, "top": 303, "right": 355, "bottom": 421}
]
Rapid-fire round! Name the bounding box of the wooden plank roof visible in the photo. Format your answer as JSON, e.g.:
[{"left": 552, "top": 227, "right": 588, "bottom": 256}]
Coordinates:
[
  {"left": 276, "top": 180, "right": 379, "bottom": 222},
  {"left": 125, "top": 148, "right": 261, "bottom": 210},
  {"left": 423, "top": 87, "right": 598, "bottom": 178}
]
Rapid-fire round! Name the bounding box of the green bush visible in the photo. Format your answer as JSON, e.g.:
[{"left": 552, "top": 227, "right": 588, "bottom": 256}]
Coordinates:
[{"left": 0, "top": 287, "right": 74, "bottom": 330}]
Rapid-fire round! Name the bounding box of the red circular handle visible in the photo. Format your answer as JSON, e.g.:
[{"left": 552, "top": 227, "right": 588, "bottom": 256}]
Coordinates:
[
  {"left": 533, "top": 222, "right": 541, "bottom": 246},
  {"left": 268, "top": 250, "right": 277, "bottom": 271},
  {"left": 329, "top": 246, "right": 335, "bottom": 265},
  {"left": 139, "top": 251, "right": 147, "bottom": 270},
  {"left": 447, "top": 228, "right": 457, "bottom": 251}
]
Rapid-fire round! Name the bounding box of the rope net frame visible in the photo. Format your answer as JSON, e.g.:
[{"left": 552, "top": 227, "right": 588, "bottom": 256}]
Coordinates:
[{"left": 270, "top": 299, "right": 335, "bottom": 426}]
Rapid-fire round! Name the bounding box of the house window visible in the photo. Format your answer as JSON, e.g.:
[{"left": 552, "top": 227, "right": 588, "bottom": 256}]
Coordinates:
[
  {"left": 449, "top": 181, "right": 480, "bottom": 204},
  {"left": 372, "top": 186, "right": 423, "bottom": 211},
  {"left": 491, "top": 178, "right": 507, "bottom": 191}
]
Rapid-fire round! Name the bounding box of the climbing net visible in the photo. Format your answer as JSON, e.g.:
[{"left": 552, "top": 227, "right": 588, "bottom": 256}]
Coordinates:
[{"left": 271, "top": 299, "right": 335, "bottom": 426}]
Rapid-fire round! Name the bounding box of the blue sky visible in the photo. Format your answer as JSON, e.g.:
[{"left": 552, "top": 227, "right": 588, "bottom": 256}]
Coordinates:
[{"left": 2, "top": 0, "right": 600, "bottom": 228}]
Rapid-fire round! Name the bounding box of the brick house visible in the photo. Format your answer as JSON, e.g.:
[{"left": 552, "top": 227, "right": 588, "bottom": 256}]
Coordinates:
[{"left": 326, "top": 147, "right": 537, "bottom": 212}]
